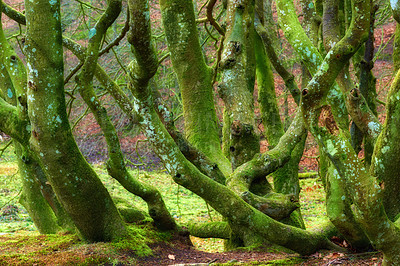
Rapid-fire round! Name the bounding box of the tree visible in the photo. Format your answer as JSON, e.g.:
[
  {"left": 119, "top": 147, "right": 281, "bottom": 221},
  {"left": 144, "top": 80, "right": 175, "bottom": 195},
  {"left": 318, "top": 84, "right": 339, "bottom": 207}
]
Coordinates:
[{"left": 1, "top": 0, "right": 400, "bottom": 264}]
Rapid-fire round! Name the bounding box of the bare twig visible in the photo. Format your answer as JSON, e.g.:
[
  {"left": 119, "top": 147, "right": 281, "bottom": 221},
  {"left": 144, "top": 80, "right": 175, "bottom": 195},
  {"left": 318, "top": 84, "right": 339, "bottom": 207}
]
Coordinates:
[
  {"left": 72, "top": 106, "right": 90, "bottom": 130},
  {"left": 158, "top": 53, "right": 170, "bottom": 65}
]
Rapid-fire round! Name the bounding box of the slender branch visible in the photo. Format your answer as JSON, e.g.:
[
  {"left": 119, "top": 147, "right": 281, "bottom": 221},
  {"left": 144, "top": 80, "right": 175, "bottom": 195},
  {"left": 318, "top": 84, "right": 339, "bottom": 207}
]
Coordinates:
[
  {"left": 72, "top": 106, "right": 90, "bottom": 130},
  {"left": 99, "top": 11, "right": 130, "bottom": 56},
  {"left": 1, "top": 2, "right": 26, "bottom": 25},
  {"left": 73, "top": 0, "right": 105, "bottom": 11},
  {"left": 206, "top": 0, "right": 225, "bottom": 35},
  {"left": 64, "top": 61, "right": 84, "bottom": 85}
]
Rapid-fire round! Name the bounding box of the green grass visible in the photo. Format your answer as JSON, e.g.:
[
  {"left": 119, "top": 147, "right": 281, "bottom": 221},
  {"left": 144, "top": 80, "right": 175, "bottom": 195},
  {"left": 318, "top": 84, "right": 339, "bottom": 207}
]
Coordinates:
[
  {"left": 0, "top": 142, "right": 328, "bottom": 252},
  {"left": 0, "top": 142, "right": 35, "bottom": 233},
  {"left": 299, "top": 178, "right": 329, "bottom": 229}
]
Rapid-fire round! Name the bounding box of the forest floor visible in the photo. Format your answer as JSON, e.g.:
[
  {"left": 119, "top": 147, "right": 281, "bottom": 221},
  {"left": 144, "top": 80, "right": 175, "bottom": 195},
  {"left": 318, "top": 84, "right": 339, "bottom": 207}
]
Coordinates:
[{"left": 0, "top": 230, "right": 383, "bottom": 265}]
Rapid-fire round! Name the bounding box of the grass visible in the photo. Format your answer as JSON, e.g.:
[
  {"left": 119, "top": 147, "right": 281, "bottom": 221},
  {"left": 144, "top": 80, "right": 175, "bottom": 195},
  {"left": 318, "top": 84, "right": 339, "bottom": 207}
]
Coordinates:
[
  {"left": 0, "top": 142, "right": 36, "bottom": 233},
  {"left": 0, "top": 142, "right": 328, "bottom": 253},
  {"left": 299, "top": 178, "right": 328, "bottom": 229}
]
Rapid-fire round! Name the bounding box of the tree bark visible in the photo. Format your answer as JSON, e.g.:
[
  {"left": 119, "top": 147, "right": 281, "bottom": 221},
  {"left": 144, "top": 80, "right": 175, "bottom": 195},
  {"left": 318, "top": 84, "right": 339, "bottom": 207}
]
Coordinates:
[
  {"left": 219, "top": 0, "right": 259, "bottom": 170},
  {"left": 25, "top": 0, "right": 126, "bottom": 242},
  {"left": 160, "top": 0, "right": 231, "bottom": 176}
]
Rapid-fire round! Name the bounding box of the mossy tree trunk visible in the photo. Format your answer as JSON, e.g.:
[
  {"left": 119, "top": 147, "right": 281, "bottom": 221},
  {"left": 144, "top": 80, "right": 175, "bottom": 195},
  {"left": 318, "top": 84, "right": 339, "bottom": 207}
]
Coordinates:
[
  {"left": 160, "top": 0, "right": 231, "bottom": 176},
  {"left": 2, "top": 0, "right": 400, "bottom": 260},
  {"left": 254, "top": 1, "right": 305, "bottom": 229},
  {"left": 0, "top": 1, "right": 72, "bottom": 234},
  {"left": 219, "top": 0, "right": 259, "bottom": 170},
  {"left": 126, "top": 0, "right": 345, "bottom": 254},
  {"left": 24, "top": 0, "right": 126, "bottom": 242}
]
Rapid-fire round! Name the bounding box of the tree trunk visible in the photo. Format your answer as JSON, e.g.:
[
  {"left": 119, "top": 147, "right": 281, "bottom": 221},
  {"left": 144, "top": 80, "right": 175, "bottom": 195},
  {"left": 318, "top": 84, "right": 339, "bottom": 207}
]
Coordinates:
[
  {"left": 160, "top": 0, "right": 231, "bottom": 176},
  {"left": 25, "top": 0, "right": 126, "bottom": 242},
  {"left": 219, "top": 0, "right": 259, "bottom": 170}
]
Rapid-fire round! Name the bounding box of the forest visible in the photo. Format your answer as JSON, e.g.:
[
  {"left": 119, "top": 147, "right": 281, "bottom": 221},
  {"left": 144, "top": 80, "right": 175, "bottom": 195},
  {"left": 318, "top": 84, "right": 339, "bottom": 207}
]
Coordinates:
[{"left": 0, "top": 0, "right": 400, "bottom": 264}]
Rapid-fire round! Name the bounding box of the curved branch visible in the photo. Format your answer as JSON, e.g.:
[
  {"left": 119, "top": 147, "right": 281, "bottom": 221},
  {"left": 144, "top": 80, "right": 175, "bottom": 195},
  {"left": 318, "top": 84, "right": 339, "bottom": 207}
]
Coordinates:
[
  {"left": 189, "top": 221, "right": 231, "bottom": 239},
  {"left": 79, "top": 0, "right": 122, "bottom": 83},
  {"left": 0, "top": 97, "right": 27, "bottom": 144},
  {"left": 206, "top": 0, "right": 225, "bottom": 35},
  {"left": 62, "top": 37, "right": 138, "bottom": 123},
  {"left": 346, "top": 88, "right": 381, "bottom": 140},
  {"left": 226, "top": 112, "right": 305, "bottom": 219},
  {"left": 153, "top": 90, "right": 226, "bottom": 184},
  {"left": 276, "top": 0, "right": 349, "bottom": 132},
  {"left": 227, "top": 111, "right": 306, "bottom": 193},
  {"left": 1, "top": 2, "right": 26, "bottom": 25},
  {"left": 99, "top": 10, "right": 130, "bottom": 56},
  {"left": 391, "top": 0, "right": 400, "bottom": 23}
]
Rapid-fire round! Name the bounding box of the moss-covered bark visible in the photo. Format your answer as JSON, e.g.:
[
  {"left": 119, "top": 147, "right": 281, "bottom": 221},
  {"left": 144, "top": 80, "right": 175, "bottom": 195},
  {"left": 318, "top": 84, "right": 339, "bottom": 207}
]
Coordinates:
[
  {"left": 255, "top": 21, "right": 300, "bottom": 104},
  {"left": 73, "top": 0, "right": 178, "bottom": 232},
  {"left": 0, "top": 3, "right": 71, "bottom": 233},
  {"left": 324, "top": 165, "right": 370, "bottom": 249},
  {"left": 219, "top": 0, "right": 259, "bottom": 170},
  {"left": 130, "top": 76, "right": 341, "bottom": 255},
  {"left": 299, "top": 0, "right": 400, "bottom": 262},
  {"left": 255, "top": 30, "right": 284, "bottom": 148},
  {"left": 227, "top": 112, "right": 306, "bottom": 227},
  {"left": 64, "top": 28, "right": 226, "bottom": 189},
  {"left": 160, "top": 0, "right": 231, "bottom": 176},
  {"left": 276, "top": 0, "right": 349, "bottom": 132},
  {"left": 370, "top": 68, "right": 400, "bottom": 221},
  {"left": 25, "top": 0, "right": 126, "bottom": 242},
  {"left": 394, "top": 23, "right": 400, "bottom": 72},
  {"left": 62, "top": 37, "right": 138, "bottom": 123},
  {"left": 15, "top": 143, "right": 64, "bottom": 234},
  {"left": 357, "top": 3, "right": 377, "bottom": 169}
]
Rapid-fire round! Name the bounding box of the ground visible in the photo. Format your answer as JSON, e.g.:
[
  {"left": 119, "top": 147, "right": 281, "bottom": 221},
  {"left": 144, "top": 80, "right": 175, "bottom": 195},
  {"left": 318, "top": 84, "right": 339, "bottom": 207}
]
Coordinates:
[{"left": 0, "top": 232, "right": 383, "bottom": 265}]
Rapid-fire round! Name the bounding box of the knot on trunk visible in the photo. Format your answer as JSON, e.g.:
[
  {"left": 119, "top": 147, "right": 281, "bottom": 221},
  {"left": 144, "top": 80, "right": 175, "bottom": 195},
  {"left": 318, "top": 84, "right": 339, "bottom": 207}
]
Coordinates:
[
  {"left": 240, "top": 190, "right": 299, "bottom": 220},
  {"left": 231, "top": 120, "right": 252, "bottom": 136},
  {"left": 319, "top": 105, "right": 339, "bottom": 135},
  {"left": 219, "top": 41, "right": 242, "bottom": 69}
]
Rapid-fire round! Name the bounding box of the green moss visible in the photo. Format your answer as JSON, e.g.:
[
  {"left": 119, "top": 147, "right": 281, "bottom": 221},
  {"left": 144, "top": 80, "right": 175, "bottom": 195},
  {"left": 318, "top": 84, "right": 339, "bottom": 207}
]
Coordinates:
[
  {"left": 213, "top": 257, "right": 304, "bottom": 265},
  {"left": 111, "top": 224, "right": 171, "bottom": 257},
  {"left": 263, "top": 257, "right": 305, "bottom": 265}
]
